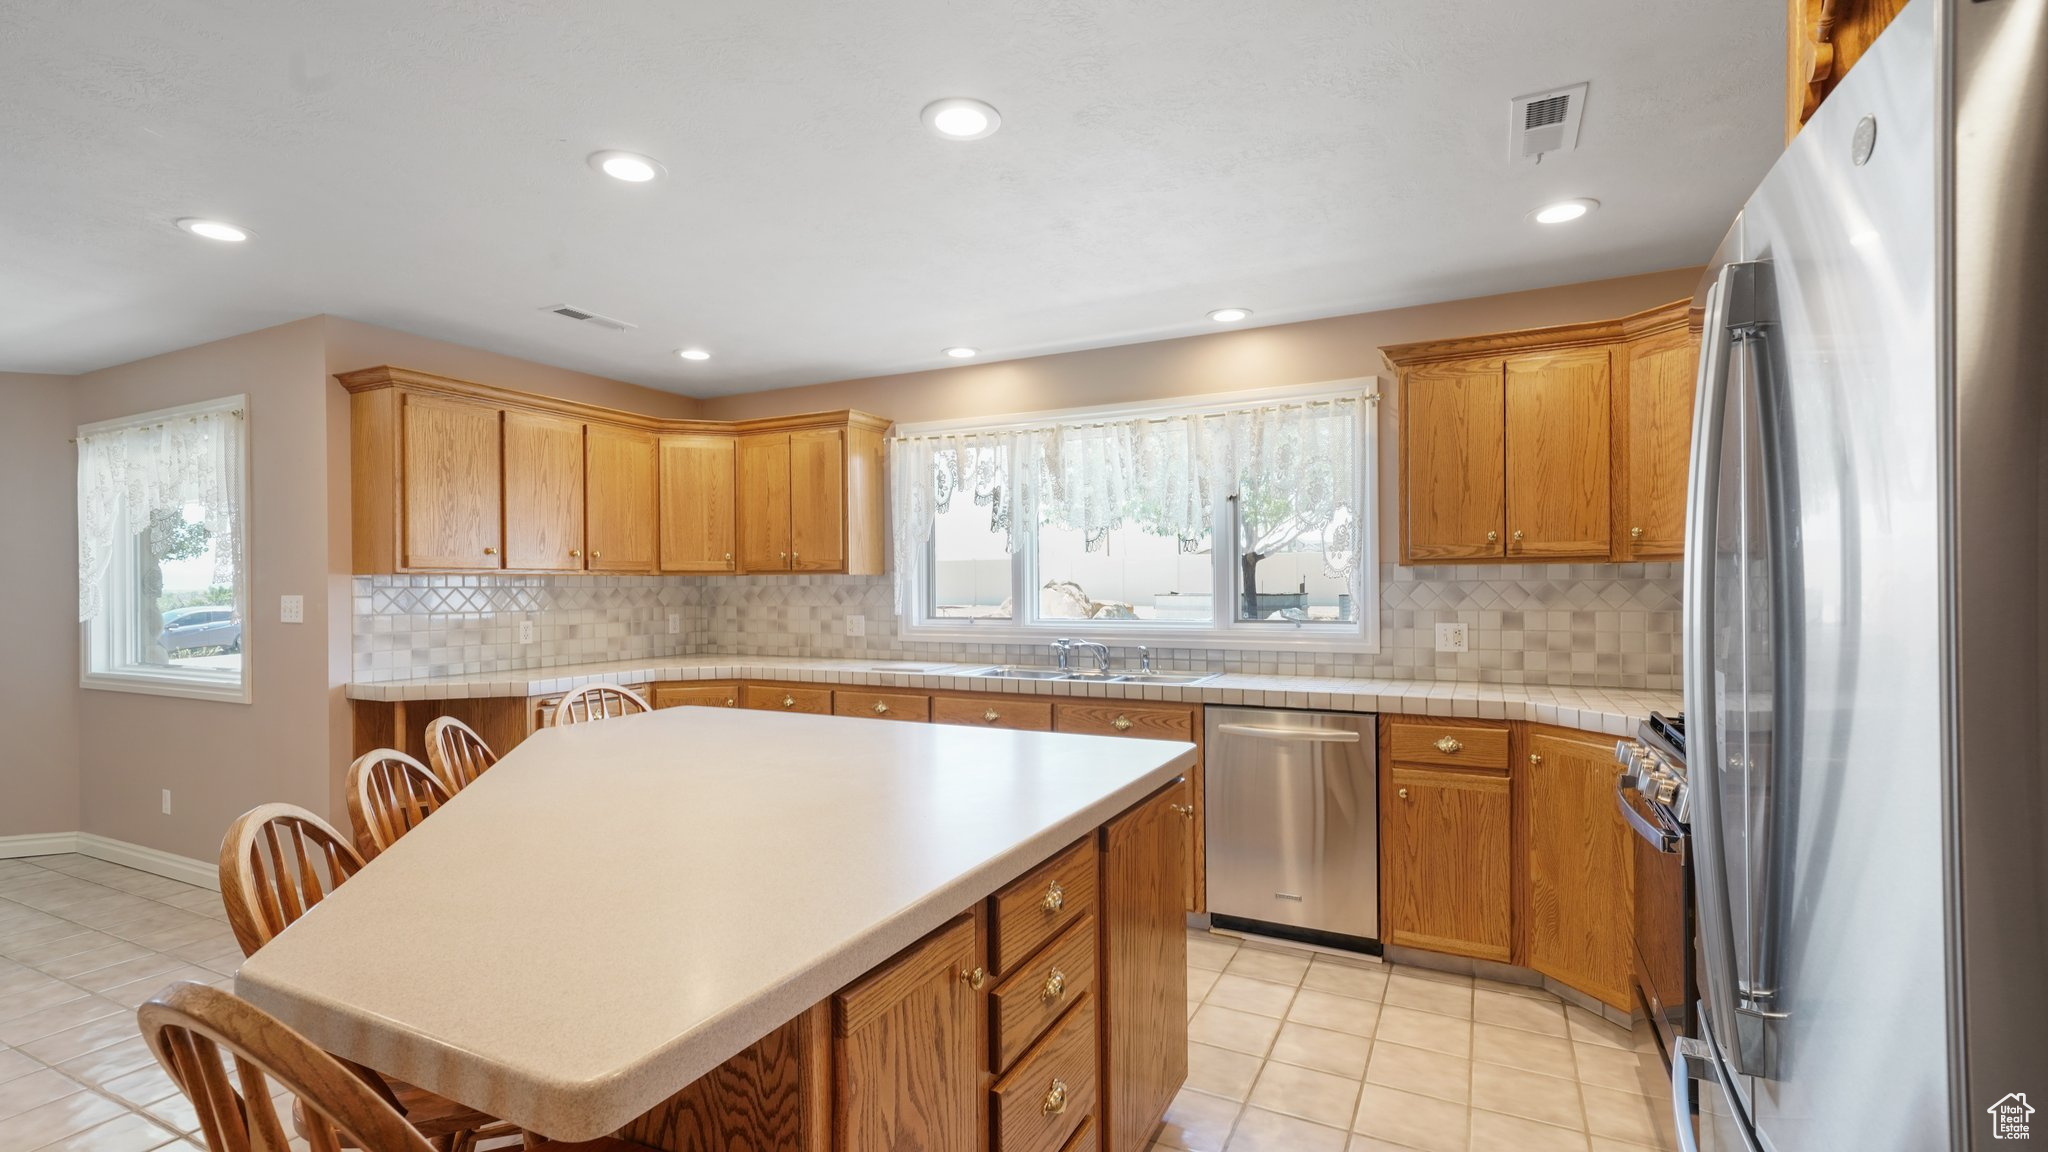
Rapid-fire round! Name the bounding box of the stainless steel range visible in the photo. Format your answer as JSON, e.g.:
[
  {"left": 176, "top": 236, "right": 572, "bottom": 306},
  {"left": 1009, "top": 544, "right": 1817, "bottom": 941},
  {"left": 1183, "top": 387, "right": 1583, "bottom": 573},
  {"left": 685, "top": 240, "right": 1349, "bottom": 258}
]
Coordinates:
[{"left": 1615, "top": 712, "right": 1693, "bottom": 1065}]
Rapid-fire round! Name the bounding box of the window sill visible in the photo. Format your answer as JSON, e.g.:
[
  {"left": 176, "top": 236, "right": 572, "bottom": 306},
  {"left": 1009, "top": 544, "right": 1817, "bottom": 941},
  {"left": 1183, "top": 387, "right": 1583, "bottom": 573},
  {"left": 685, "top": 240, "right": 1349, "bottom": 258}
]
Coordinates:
[
  {"left": 901, "top": 621, "right": 1381, "bottom": 654},
  {"left": 81, "top": 669, "right": 251, "bottom": 704}
]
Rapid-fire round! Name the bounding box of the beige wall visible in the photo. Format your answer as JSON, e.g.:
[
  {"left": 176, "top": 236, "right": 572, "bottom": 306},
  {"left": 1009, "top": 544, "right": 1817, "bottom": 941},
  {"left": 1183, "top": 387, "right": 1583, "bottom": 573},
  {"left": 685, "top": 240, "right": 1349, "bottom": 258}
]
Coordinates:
[
  {"left": 695, "top": 267, "right": 1704, "bottom": 555},
  {"left": 0, "top": 373, "right": 83, "bottom": 839}
]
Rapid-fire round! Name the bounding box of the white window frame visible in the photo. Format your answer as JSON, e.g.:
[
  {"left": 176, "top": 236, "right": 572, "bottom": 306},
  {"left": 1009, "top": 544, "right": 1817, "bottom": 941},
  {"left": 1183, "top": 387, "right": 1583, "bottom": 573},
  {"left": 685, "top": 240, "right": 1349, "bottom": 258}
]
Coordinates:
[
  {"left": 899, "top": 379, "right": 1381, "bottom": 653},
  {"left": 78, "top": 394, "right": 252, "bottom": 704}
]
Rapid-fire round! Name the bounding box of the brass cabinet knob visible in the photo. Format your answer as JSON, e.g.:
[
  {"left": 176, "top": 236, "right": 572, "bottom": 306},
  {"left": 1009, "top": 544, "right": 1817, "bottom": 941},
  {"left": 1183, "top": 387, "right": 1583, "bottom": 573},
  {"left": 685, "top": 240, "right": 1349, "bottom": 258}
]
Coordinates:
[
  {"left": 779, "top": 551, "right": 788, "bottom": 563},
  {"left": 1169, "top": 803, "right": 1194, "bottom": 818},
  {"left": 1041, "top": 968, "right": 1067, "bottom": 1003},
  {"left": 983, "top": 708, "right": 1001, "bottom": 723},
  {"left": 782, "top": 694, "right": 796, "bottom": 708},
  {"left": 961, "top": 966, "right": 987, "bottom": 991},
  {"left": 1486, "top": 530, "right": 1499, "bottom": 544},
  {"left": 570, "top": 549, "right": 581, "bottom": 558},
  {"left": 724, "top": 552, "right": 733, "bottom": 562},
  {"left": 592, "top": 550, "right": 602, "bottom": 560},
  {"left": 872, "top": 700, "right": 889, "bottom": 715},
  {"left": 1434, "top": 736, "right": 1463, "bottom": 754},
  {"left": 483, "top": 546, "right": 497, "bottom": 555},
  {"left": 1631, "top": 526, "right": 1645, "bottom": 540},
  {"left": 1511, "top": 530, "right": 1524, "bottom": 543},
  {"left": 1398, "top": 787, "right": 1410, "bottom": 799},
  {"left": 1111, "top": 715, "right": 1133, "bottom": 732},
  {"left": 724, "top": 698, "right": 735, "bottom": 707},
  {"left": 1042, "top": 880, "right": 1066, "bottom": 914},
  {"left": 1530, "top": 753, "right": 1543, "bottom": 766},
  {"left": 1042, "top": 1079, "right": 1069, "bottom": 1117},
  {"left": 792, "top": 550, "right": 799, "bottom": 564}
]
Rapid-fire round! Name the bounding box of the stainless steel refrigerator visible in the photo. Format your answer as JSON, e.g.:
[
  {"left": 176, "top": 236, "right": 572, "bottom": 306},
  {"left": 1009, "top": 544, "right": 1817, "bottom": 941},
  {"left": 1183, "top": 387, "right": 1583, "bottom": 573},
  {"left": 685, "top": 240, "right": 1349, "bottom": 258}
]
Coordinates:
[{"left": 1676, "top": 1, "right": 2048, "bottom": 1149}]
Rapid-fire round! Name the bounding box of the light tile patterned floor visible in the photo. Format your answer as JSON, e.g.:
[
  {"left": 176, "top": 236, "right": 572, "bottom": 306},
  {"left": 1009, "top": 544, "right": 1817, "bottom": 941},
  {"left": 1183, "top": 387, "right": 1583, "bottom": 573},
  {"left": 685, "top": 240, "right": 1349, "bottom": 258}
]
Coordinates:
[{"left": 1154, "top": 930, "right": 1680, "bottom": 1152}]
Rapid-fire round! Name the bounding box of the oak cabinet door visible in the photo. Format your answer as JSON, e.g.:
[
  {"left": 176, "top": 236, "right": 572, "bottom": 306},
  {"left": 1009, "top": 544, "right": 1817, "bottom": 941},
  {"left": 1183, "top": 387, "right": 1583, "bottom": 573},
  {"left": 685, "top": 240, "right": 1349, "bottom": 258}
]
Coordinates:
[
  {"left": 1503, "top": 349, "right": 1612, "bottom": 559},
  {"left": 789, "top": 428, "right": 846, "bottom": 572},
  {"left": 658, "top": 434, "right": 736, "bottom": 572},
  {"left": 737, "top": 432, "right": 792, "bottom": 571},
  {"left": 1524, "top": 731, "right": 1636, "bottom": 1009},
  {"left": 1613, "top": 329, "right": 1697, "bottom": 560},
  {"left": 584, "top": 425, "right": 657, "bottom": 572},
  {"left": 401, "top": 394, "right": 502, "bottom": 570},
  {"left": 1100, "top": 779, "right": 1190, "bottom": 1152},
  {"left": 1402, "top": 360, "right": 1506, "bottom": 561},
  {"left": 502, "top": 411, "right": 584, "bottom": 571},
  {"left": 833, "top": 915, "right": 979, "bottom": 1152},
  {"left": 1381, "top": 765, "right": 1511, "bottom": 961}
]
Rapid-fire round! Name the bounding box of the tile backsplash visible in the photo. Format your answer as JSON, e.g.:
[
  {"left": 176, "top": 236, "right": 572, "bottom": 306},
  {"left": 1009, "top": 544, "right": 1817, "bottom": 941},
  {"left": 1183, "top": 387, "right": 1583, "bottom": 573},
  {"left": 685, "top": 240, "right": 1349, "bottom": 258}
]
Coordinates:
[{"left": 353, "top": 563, "right": 1680, "bottom": 690}]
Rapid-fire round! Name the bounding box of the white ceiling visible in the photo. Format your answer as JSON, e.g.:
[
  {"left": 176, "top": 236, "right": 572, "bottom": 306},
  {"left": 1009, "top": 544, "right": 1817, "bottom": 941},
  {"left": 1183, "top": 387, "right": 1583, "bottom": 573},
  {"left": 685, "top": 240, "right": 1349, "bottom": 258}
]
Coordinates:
[{"left": 0, "top": 0, "right": 1780, "bottom": 395}]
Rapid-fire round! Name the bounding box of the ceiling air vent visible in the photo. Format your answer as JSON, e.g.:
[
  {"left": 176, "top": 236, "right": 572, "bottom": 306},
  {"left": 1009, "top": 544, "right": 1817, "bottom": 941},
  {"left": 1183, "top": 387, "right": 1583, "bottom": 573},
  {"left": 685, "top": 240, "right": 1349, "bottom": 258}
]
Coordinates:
[
  {"left": 540, "top": 303, "right": 636, "bottom": 332},
  {"left": 1508, "top": 83, "right": 1588, "bottom": 163}
]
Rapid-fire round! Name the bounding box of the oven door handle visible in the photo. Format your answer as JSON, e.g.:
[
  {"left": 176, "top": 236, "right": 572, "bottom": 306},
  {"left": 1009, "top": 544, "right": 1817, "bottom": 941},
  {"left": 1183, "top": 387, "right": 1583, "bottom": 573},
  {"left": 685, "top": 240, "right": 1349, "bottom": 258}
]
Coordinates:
[{"left": 1615, "top": 772, "right": 1682, "bottom": 854}]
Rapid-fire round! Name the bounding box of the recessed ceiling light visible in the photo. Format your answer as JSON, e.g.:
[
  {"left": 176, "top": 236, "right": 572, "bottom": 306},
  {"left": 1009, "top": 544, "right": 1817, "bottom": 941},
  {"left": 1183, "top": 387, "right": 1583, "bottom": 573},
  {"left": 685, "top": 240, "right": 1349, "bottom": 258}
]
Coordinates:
[
  {"left": 943, "top": 347, "right": 979, "bottom": 359},
  {"left": 921, "top": 98, "right": 1002, "bottom": 141},
  {"left": 588, "top": 150, "right": 665, "bottom": 183},
  {"left": 175, "top": 218, "right": 252, "bottom": 242},
  {"left": 1531, "top": 198, "right": 1599, "bottom": 224},
  {"left": 1208, "top": 307, "right": 1252, "bottom": 323},
  {"left": 676, "top": 348, "right": 711, "bottom": 361}
]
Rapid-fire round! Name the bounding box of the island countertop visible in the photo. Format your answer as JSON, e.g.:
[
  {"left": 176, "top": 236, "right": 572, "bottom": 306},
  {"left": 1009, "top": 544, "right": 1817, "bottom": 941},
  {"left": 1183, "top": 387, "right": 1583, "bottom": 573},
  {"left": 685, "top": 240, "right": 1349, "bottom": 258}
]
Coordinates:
[{"left": 234, "top": 707, "right": 1195, "bottom": 1141}]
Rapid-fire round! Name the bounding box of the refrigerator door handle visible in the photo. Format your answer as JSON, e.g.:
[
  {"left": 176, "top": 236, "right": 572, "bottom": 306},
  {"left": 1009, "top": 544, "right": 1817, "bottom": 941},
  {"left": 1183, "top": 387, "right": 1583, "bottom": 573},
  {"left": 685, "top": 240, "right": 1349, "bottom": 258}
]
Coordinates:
[{"left": 1672, "top": 1033, "right": 1763, "bottom": 1152}]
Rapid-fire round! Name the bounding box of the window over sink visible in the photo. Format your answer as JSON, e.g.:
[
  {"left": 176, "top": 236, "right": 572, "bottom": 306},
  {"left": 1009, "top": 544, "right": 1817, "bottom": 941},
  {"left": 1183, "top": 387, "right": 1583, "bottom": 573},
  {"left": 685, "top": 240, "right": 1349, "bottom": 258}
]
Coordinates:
[
  {"left": 77, "top": 395, "right": 251, "bottom": 702},
  {"left": 892, "top": 381, "right": 1379, "bottom": 650}
]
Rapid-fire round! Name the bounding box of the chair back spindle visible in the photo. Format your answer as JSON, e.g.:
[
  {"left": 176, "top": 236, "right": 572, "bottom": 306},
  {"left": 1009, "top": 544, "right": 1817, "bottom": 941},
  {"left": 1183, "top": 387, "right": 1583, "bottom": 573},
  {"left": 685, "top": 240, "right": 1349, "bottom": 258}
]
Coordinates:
[
  {"left": 423, "top": 716, "right": 497, "bottom": 792},
  {"left": 345, "top": 750, "right": 454, "bottom": 860},
  {"left": 218, "top": 805, "right": 366, "bottom": 958}
]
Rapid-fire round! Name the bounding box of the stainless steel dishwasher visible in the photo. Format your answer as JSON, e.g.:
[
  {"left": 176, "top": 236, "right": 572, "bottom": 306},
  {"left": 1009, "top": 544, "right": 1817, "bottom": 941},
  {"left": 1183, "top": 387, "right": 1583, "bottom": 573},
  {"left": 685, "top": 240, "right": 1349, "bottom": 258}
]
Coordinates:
[{"left": 1204, "top": 708, "right": 1379, "bottom": 949}]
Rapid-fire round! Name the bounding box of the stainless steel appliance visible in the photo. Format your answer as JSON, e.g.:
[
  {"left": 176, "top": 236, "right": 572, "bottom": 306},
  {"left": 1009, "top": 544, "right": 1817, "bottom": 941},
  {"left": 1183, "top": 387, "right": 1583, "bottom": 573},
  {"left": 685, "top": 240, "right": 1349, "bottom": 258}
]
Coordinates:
[
  {"left": 1677, "top": 2, "right": 2048, "bottom": 1148},
  {"left": 1204, "top": 708, "right": 1378, "bottom": 948},
  {"left": 1616, "top": 712, "right": 1694, "bottom": 1066}
]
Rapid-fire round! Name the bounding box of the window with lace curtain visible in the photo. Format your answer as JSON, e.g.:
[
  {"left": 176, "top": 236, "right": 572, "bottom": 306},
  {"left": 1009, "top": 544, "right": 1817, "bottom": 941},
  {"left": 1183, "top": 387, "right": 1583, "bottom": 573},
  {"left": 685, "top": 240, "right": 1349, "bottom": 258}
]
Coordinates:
[
  {"left": 891, "top": 382, "right": 1379, "bottom": 649},
  {"left": 77, "top": 395, "right": 250, "bottom": 702}
]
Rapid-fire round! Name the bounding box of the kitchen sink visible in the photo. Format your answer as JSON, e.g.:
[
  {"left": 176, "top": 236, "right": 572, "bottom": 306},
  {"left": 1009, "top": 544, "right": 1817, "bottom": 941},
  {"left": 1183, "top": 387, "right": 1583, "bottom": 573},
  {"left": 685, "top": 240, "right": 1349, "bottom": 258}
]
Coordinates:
[
  {"left": 959, "top": 666, "right": 1076, "bottom": 680},
  {"left": 958, "top": 666, "right": 1217, "bottom": 687},
  {"left": 1107, "top": 672, "right": 1218, "bottom": 686}
]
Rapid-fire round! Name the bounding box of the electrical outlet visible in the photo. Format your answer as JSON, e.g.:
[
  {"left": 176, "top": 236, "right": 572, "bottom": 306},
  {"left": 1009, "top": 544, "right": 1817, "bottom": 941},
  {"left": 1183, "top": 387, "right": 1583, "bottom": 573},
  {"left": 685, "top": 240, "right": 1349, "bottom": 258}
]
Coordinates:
[
  {"left": 279, "top": 594, "right": 304, "bottom": 624},
  {"left": 1434, "top": 622, "right": 1469, "bottom": 653},
  {"left": 845, "top": 614, "right": 866, "bottom": 638},
  {"left": 161, "top": 789, "right": 172, "bottom": 815},
  {"left": 667, "top": 612, "right": 681, "bottom": 635},
  {"left": 518, "top": 618, "right": 534, "bottom": 644}
]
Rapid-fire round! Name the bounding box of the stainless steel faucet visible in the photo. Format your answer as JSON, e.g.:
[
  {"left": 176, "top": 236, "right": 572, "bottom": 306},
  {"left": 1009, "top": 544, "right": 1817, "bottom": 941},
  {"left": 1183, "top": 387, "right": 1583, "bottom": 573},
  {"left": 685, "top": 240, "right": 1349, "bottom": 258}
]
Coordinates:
[
  {"left": 1138, "top": 645, "right": 1152, "bottom": 674},
  {"left": 1052, "top": 637, "right": 1074, "bottom": 673},
  {"left": 1071, "top": 639, "right": 1111, "bottom": 676}
]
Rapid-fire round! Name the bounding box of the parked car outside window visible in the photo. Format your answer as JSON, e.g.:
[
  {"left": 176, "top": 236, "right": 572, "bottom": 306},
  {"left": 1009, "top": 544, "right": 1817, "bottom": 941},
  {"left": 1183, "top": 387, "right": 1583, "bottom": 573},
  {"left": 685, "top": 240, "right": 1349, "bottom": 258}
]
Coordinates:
[{"left": 159, "top": 607, "right": 241, "bottom": 655}]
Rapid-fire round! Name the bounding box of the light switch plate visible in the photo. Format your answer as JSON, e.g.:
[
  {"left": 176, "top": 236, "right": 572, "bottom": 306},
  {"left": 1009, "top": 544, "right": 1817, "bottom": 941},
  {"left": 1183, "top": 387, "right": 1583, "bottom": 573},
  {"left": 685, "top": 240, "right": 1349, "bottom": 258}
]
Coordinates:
[
  {"left": 845, "top": 614, "right": 866, "bottom": 637},
  {"left": 279, "top": 595, "right": 304, "bottom": 624},
  {"left": 1434, "top": 622, "right": 1469, "bottom": 653}
]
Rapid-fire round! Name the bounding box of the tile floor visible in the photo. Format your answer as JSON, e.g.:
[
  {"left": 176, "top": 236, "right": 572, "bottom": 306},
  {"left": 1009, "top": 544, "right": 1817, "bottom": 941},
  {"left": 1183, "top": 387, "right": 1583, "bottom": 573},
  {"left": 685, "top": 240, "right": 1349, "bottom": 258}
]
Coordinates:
[
  {"left": 1152, "top": 930, "right": 1680, "bottom": 1152},
  {"left": 1, "top": 853, "right": 1681, "bottom": 1152}
]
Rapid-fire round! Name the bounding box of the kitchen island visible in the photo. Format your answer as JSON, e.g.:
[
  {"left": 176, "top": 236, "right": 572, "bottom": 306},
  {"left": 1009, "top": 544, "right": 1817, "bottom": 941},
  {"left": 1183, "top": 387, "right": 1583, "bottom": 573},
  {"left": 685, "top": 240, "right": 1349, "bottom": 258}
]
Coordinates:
[{"left": 237, "top": 707, "right": 1195, "bottom": 1151}]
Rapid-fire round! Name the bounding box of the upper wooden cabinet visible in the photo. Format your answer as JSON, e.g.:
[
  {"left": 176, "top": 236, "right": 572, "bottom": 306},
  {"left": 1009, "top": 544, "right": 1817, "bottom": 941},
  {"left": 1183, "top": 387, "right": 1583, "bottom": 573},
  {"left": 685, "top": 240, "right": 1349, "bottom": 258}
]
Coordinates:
[
  {"left": 584, "top": 425, "right": 657, "bottom": 573},
  {"left": 658, "top": 434, "right": 736, "bottom": 573},
  {"left": 341, "top": 366, "right": 889, "bottom": 576},
  {"left": 1385, "top": 299, "right": 1695, "bottom": 565},
  {"left": 1787, "top": 0, "right": 1906, "bottom": 141}
]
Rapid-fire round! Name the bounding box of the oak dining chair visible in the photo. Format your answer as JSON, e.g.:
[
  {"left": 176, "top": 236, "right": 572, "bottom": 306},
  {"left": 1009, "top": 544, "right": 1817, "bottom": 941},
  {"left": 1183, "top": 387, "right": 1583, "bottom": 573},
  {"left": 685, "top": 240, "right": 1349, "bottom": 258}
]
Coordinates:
[
  {"left": 423, "top": 716, "right": 497, "bottom": 793},
  {"left": 346, "top": 749, "right": 454, "bottom": 860},
  {"left": 217, "top": 804, "right": 365, "bottom": 958},
  {"left": 141, "top": 982, "right": 639, "bottom": 1152},
  {"left": 552, "top": 684, "right": 651, "bottom": 726}
]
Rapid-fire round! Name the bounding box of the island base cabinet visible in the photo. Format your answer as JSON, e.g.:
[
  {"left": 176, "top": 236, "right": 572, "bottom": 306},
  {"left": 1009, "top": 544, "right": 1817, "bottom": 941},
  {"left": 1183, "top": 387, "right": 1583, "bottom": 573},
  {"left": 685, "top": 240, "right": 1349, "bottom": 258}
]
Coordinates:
[
  {"left": 833, "top": 914, "right": 981, "bottom": 1152},
  {"left": 1098, "top": 779, "right": 1191, "bottom": 1152}
]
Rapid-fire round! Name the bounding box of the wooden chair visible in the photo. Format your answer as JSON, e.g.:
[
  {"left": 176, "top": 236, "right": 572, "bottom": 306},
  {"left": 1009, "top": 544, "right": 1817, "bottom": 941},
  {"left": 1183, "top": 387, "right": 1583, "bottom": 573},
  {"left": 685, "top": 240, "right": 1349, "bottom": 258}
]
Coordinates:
[
  {"left": 346, "top": 750, "right": 454, "bottom": 860},
  {"left": 140, "top": 982, "right": 638, "bottom": 1152},
  {"left": 423, "top": 717, "right": 497, "bottom": 793},
  {"left": 217, "top": 805, "right": 366, "bottom": 958},
  {"left": 552, "top": 684, "right": 651, "bottom": 726}
]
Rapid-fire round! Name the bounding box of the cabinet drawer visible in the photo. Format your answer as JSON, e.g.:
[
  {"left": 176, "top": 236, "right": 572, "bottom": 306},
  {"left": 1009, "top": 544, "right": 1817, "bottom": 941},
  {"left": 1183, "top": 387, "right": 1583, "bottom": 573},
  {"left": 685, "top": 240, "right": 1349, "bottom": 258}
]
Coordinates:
[
  {"left": 991, "top": 838, "right": 1098, "bottom": 977},
  {"left": 991, "top": 915, "right": 1096, "bottom": 1073},
  {"left": 1387, "top": 721, "right": 1510, "bottom": 770},
  {"left": 833, "top": 690, "right": 930, "bottom": 722},
  {"left": 1059, "top": 1118, "right": 1095, "bottom": 1152},
  {"left": 1053, "top": 703, "right": 1193, "bottom": 741},
  {"left": 741, "top": 684, "right": 832, "bottom": 715},
  {"left": 932, "top": 694, "right": 1053, "bottom": 732},
  {"left": 652, "top": 683, "right": 739, "bottom": 709},
  {"left": 992, "top": 998, "right": 1096, "bottom": 1152}
]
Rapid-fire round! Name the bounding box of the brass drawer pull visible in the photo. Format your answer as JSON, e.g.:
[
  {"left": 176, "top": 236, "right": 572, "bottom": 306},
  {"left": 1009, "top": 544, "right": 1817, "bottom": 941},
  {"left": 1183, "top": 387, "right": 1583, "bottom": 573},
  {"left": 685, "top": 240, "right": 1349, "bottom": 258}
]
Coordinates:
[
  {"left": 1042, "top": 1079, "right": 1069, "bottom": 1116},
  {"left": 1434, "top": 736, "right": 1463, "bottom": 754},
  {"left": 961, "top": 966, "right": 986, "bottom": 991},
  {"left": 872, "top": 700, "right": 889, "bottom": 715},
  {"left": 1041, "top": 967, "right": 1067, "bottom": 1003},
  {"left": 781, "top": 694, "right": 796, "bottom": 708},
  {"left": 983, "top": 707, "right": 1001, "bottom": 723},
  {"left": 1041, "top": 880, "right": 1066, "bottom": 914},
  {"left": 1169, "top": 803, "right": 1194, "bottom": 818},
  {"left": 1111, "top": 714, "right": 1133, "bottom": 732},
  {"left": 723, "top": 698, "right": 735, "bottom": 707}
]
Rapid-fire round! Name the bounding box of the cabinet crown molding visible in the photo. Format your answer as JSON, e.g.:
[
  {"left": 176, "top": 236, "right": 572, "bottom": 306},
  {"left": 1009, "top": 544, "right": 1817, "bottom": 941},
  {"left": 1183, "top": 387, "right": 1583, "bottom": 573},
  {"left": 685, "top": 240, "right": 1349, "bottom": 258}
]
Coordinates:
[
  {"left": 1379, "top": 298, "right": 1693, "bottom": 371},
  {"left": 334, "top": 365, "right": 891, "bottom": 437}
]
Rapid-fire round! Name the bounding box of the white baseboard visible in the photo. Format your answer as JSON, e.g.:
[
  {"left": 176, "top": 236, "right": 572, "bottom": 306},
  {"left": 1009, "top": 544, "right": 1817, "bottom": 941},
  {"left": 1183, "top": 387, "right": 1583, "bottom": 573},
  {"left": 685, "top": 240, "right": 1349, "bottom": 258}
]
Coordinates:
[
  {"left": 0, "top": 832, "right": 81, "bottom": 859},
  {"left": 0, "top": 831, "right": 218, "bottom": 892},
  {"left": 76, "top": 834, "right": 219, "bottom": 891}
]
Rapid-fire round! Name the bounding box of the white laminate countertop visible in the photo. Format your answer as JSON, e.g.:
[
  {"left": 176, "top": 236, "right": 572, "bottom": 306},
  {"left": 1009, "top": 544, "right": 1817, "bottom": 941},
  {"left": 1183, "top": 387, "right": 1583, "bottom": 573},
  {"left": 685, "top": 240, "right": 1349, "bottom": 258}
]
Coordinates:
[
  {"left": 235, "top": 707, "right": 1195, "bottom": 1141},
  {"left": 346, "top": 655, "right": 1681, "bottom": 736}
]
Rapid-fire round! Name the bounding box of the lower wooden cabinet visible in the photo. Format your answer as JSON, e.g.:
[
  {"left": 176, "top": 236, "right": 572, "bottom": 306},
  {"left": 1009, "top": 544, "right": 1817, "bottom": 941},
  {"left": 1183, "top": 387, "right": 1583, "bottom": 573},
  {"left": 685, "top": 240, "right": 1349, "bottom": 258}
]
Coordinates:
[
  {"left": 1381, "top": 764, "right": 1512, "bottom": 961},
  {"left": 652, "top": 683, "right": 738, "bottom": 709},
  {"left": 742, "top": 684, "right": 833, "bottom": 715},
  {"left": 991, "top": 997, "right": 1096, "bottom": 1152},
  {"left": 1098, "top": 779, "right": 1190, "bottom": 1152},
  {"left": 832, "top": 914, "right": 980, "bottom": 1151},
  {"left": 1522, "top": 729, "right": 1636, "bottom": 1009}
]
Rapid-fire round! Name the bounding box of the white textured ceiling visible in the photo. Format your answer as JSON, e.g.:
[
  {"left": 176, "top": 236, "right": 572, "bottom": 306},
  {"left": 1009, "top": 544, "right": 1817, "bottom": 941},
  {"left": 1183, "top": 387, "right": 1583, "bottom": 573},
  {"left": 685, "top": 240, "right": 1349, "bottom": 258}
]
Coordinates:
[{"left": 0, "top": 1, "right": 1779, "bottom": 394}]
